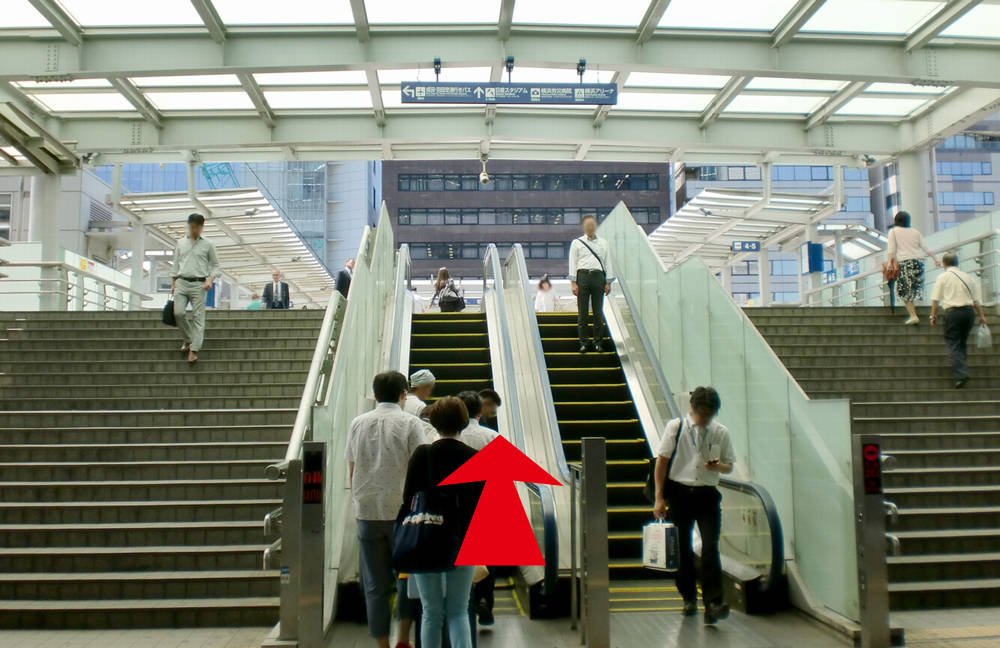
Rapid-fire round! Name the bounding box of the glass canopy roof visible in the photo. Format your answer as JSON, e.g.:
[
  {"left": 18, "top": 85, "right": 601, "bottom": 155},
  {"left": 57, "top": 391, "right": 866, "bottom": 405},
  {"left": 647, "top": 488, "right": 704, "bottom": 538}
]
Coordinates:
[{"left": 0, "top": 0, "right": 996, "bottom": 163}]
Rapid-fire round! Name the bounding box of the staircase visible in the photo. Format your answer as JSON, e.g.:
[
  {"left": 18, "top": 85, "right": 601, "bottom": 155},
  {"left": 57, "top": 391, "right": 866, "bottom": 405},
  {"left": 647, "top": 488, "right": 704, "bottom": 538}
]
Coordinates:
[
  {"left": 537, "top": 312, "right": 680, "bottom": 612},
  {"left": 0, "top": 309, "right": 324, "bottom": 628},
  {"left": 745, "top": 306, "right": 1000, "bottom": 610}
]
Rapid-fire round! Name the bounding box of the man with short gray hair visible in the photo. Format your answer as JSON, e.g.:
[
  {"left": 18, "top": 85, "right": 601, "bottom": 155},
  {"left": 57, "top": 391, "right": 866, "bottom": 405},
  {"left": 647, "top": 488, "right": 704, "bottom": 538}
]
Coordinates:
[{"left": 930, "top": 252, "right": 988, "bottom": 388}]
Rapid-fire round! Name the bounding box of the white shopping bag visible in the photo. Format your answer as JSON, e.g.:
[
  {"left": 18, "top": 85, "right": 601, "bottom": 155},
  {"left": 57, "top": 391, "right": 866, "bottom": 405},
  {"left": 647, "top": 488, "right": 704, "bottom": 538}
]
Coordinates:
[
  {"left": 642, "top": 521, "right": 679, "bottom": 572},
  {"left": 975, "top": 323, "right": 992, "bottom": 350}
]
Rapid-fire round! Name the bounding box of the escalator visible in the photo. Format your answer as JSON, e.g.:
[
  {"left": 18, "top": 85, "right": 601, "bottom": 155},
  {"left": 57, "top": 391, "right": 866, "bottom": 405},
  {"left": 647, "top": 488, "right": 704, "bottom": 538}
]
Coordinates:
[
  {"left": 408, "top": 311, "right": 494, "bottom": 401},
  {"left": 537, "top": 312, "right": 682, "bottom": 612}
]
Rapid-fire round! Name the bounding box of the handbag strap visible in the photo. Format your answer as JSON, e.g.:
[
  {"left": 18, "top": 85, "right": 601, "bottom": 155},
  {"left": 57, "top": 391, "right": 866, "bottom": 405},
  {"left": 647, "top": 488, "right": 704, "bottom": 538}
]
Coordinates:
[
  {"left": 577, "top": 237, "right": 606, "bottom": 275},
  {"left": 664, "top": 418, "right": 684, "bottom": 480},
  {"left": 949, "top": 268, "right": 976, "bottom": 302}
]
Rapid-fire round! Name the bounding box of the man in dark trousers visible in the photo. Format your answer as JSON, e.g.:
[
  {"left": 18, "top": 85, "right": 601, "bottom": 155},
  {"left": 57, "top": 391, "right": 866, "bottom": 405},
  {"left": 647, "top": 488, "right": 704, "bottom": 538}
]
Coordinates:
[
  {"left": 653, "top": 386, "right": 736, "bottom": 625},
  {"left": 568, "top": 214, "right": 613, "bottom": 353},
  {"left": 930, "top": 252, "right": 988, "bottom": 388},
  {"left": 262, "top": 269, "right": 290, "bottom": 309},
  {"left": 336, "top": 257, "right": 355, "bottom": 298}
]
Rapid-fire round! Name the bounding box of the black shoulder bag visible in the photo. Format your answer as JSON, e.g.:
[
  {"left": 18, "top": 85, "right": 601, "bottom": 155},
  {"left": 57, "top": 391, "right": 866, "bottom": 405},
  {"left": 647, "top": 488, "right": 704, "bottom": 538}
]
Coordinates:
[
  {"left": 642, "top": 418, "right": 684, "bottom": 504},
  {"left": 391, "top": 449, "right": 463, "bottom": 573}
]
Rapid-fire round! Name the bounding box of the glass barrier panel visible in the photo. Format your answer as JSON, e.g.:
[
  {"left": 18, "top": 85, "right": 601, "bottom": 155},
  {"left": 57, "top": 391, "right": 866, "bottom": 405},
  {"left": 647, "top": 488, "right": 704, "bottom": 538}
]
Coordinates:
[{"left": 719, "top": 487, "right": 773, "bottom": 576}]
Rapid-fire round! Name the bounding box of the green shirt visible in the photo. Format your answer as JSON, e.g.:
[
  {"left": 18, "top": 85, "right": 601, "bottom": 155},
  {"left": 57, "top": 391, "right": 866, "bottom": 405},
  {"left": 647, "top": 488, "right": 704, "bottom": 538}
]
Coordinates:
[{"left": 172, "top": 236, "right": 221, "bottom": 280}]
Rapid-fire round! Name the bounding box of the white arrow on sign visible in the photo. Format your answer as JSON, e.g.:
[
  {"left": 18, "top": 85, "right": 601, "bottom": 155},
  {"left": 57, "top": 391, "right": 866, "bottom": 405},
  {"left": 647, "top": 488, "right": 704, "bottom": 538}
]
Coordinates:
[
  {"left": 402, "top": 85, "right": 415, "bottom": 98},
  {"left": 474, "top": 87, "right": 484, "bottom": 98}
]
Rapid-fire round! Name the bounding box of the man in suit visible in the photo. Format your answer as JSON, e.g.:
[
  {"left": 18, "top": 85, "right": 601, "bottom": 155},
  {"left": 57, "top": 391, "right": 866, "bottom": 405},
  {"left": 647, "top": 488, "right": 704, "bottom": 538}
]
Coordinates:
[
  {"left": 335, "top": 257, "right": 355, "bottom": 298},
  {"left": 263, "top": 270, "right": 290, "bottom": 309}
]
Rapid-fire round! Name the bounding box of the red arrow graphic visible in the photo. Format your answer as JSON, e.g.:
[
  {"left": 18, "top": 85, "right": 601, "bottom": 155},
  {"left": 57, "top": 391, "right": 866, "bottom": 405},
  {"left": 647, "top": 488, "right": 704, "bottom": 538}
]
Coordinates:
[{"left": 439, "top": 435, "right": 560, "bottom": 566}]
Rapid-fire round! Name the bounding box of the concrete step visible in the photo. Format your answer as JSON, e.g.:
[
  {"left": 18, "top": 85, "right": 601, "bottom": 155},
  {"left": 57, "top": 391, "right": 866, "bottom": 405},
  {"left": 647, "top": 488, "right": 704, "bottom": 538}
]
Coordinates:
[
  {"left": 789, "top": 364, "right": 1000, "bottom": 380},
  {"left": 0, "top": 459, "right": 275, "bottom": 482},
  {"left": 0, "top": 595, "right": 278, "bottom": 628},
  {"left": 889, "top": 578, "right": 1000, "bottom": 610},
  {"left": 2, "top": 325, "right": 323, "bottom": 340},
  {"left": 894, "top": 528, "right": 1000, "bottom": 555},
  {"left": 0, "top": 520, "right": 268, "bottom": 548},
  {"left": 0, "top": 351, "right": 313, "bottom": 368},
  {"left": 0, "top": 383, "right": 305, "bottom": 401},
  {"left": 889, "top": 552, "right": 1000, "bottom": 583},
  {"left": 0, "top": 423, "right": 291, "bottom": 445},
  {"left": 854, "top": 417, "right": 1000, "bottom": 434},
  {"left": 883, "top": 467, "right": 1000, "bottom": 488},
  {"left": 885, "top": 485, "right": 1000, "bottom": 509},
  {"left": 894, "top": 506, "right": 1000, "bottom": 532},
  {"left": 0, "top": 310, "right": 324, "bottom": 323},
  {"left": 0, "top": 441, "right": 286, "bottom": 462},
  {"left": 0, "top": 569, "right": 279, "bottom": 600},
  {"left": 0, "top": 499, "right": 281, "bottom": 525},
  {"left": 880, "top": 432, "right": 1000, "bottom": 452},
  {"left": 853, "top": 401, "right": 1000, "bottom": 418},
  {"left": 0, "top": 544, "right": 270, "bottom": 573},
  {"left": 886, "top": 448, "right": 1000, "bottom": 469},
  {"left": 0, "top": 395, "right": 300, "bottom": 411},
  {"left": 3, "top": 370, "right": 309, "bottom": 387},
  {"left": 0, "top": 479, "right": 282, "bottom": 503},
  {"left": 809, "top": 388, "right": 1000, "bottom": 402},
  {"left": 1, "top": 336, "right": 317, "bottom": 351},
  {"left": 769, "top": 341, "right": 995, "bottom": 357}
]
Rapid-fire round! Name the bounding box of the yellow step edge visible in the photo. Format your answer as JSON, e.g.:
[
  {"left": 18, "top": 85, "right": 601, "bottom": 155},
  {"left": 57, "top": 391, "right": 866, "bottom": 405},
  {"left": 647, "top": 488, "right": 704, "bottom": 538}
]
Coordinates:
[
  {"left": 555, "top": 401, "right": 631, "bottom": 405},
  {"left": 419, "top": 363, "right": 490, "bottom": 367},
  {"left": 569, "top": 460, "right": 648, "bottom": 466},
  {"left": 563, "top": 438, "right": 644, "bottom": 444},
  {"left": 611, "top": 596, "right": 684, "bottom": 603},
  {"left": 611, "top": 606, "right": 683, "bottom": 613},
  {"left": 434, "top": 379, "right": 491, "bottom": 383},
  {"left": 558, "top": 419, "right": 639, "bottom": 424},
  {"left": 412, "top": 333, "right": 487, "bottom": 337},
  {"left": 610, "top": 586, "right": 680, "bottom": 593},
  {"left": 548, "top": 367, "right": 618, "bottom": 371},
  {"left": 551, "top": 383, "right": 627, "bottom": 387},
  {"left": 545, "top": 352, "right": 615, "bottom": 356},
  {"left": 412, "top": 347, "right": 489, "bottom": 352},
  {"left": 607, "top": 482, "right": 645, "bottom": 488},
  {"left": 609, "top": 507, "right": 654, "bottom": 513}
]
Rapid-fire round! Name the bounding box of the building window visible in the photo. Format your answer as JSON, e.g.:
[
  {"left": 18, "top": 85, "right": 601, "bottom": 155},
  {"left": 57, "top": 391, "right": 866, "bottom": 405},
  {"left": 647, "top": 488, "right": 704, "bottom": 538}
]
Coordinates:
[
  {"left": 772, "top": 291, "right": 799, "bottom": 303},
  {"left": 842, "top": 196, "right": 872, "bottom": 212},
  {"left": 771, "top": 260, "right": 798, "bottom": 276},
  {"left": 731, "top": 261, "right": 759, "bottom": 276},
  {"left": 395, "top": 172, "right": 662, "bottom": 192},
  {"left": 938, "top": 192, "right": 994, "bottom": 206},
  {"left": 843, "top": 167, "right": 868, "bottom": 181},
  {"left": 936, "top": 161, "right": 992, "bottom": 176},
  {"left": 405, "top": 241, "right": 571, "bottom": 260},
  {"left": 0, "top": 193, "right": 10, "bottom": 237},
  {"left": 698, "top": 166, "right": 718, "bottom": 181},
  {"left": 396, "top": 206, "right": 658, "bottom": 226}
]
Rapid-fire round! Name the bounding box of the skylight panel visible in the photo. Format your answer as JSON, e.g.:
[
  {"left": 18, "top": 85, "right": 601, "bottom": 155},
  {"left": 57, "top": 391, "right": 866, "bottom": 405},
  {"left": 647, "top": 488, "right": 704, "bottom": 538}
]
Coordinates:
[
  {"left": 131, "top": 75, "right": 242, "bottom": 87},
  {"left": 264, "top": 91, "right": 373, "bottom": 109},
  {"left": 866, "top": 83, "right": 948, "bottom": 95},
  {"left": 614, "top": 93, "right": 715, "bottom": 112},
  {"left": 746, "top": 78, "right": 847, "bottom": 92},
  {"left": 802, "top": 0, "right": 944, "bottom": 35},
  {"left": 941, "top": 5, "right": 1000, "bottom": 39},
  {"left": 58, "top": 0, "right": 203, "bottom": 26},
  {"left": 365, "top": 0, "right": 502, "bottom": 24},
  {"left": 14, "top": 79, "right": 112, "bottom": 89},
  {"left": 2, "top": 1, "right": 50, "bottom": 27},
  {"left": 725, "top": 95, "right": 825, "bottom": 114},
  {"left": 512, "top": 0, "right": 651, "bottom": 27},
  {"left": 31, "top": 92, "right": 136, "bottom": 112},
  {"left": 625, "top": 73, "right": 731, "bottom": 89},
  {"left": 499, "top": 67, "right": 616, "bottom": 84},
  {"left": 835, "top": 97, "right": 930, "bottom": 117},
  {"left": 211, "top": 0, "right": 354, "bottom": 24},
  {"left": 658, "top": 0, "right": 799, "bottom": 31},
  {"left": 253, "top": 71, "right": 369, "bottom": 86},
  {"left": 146, "top": 92, "right": 256, "bottom": 110},
  {"left": 377, "top": 68, "right": 494, "bottom": 84}
]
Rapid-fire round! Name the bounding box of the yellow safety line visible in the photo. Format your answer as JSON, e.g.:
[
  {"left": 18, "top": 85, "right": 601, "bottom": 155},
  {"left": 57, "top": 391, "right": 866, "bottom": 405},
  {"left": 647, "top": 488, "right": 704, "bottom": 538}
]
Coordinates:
[
  {"left": 555, "top": 401, "right": 631, "bottom": 405},
  {"left": 609, "top": 562, "right": 644, "bottom": 568},
  {"left": 510, "top": 579, "right": 527, "bottom": 617},
  {"left": 411, "top": 347, "right": 489, "bottom": 351},
  {"left": 548, "top": 367, "right": 618, "bottom": 371},
  {"left": 610, "top": 586, "right": 680, "bottom": 593},
  {"left": 569, "top": 459, "right": 647, "bottom": 466},
  {"left": 558, "top": 419, "right": 639, "bottom": 424},
  {"left": 412, "top": 333, "right": 486, "bottom": 337},
  {"left": 435, "top": 379, "right": 490, "bottom": 383},
  {"left": 611, "top": 606, "right": 683, "bottom": 612},
  {"left": 607, "top": 482, "right": 645, "bottom": 488},
  {"left": 608, "top": 507, "right": 652, "bottom": 513},
  {"left": 419, "top": 363, "right": 490, "bottom": 367},
  {"left": 563, "top": 438, "right": 644, "bottom": 444},
  {"left": 552, "top": 383, "right": 627, "bottom": 388}
]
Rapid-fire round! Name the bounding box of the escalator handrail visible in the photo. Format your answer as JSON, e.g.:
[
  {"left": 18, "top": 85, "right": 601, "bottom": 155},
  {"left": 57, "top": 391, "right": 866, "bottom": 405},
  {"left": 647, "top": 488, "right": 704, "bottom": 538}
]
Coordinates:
[
  {"left": 505, "top": 244, "right": 572, "bottom": 484},
  {"left": 387, "top": 243, "right": 412, "bottom": 372},
  {"left": 483, "top": 243, "right": 559, "bottom": 596},
  {"left": 615, "top": 282, "right": 786, "bottom": 594}
]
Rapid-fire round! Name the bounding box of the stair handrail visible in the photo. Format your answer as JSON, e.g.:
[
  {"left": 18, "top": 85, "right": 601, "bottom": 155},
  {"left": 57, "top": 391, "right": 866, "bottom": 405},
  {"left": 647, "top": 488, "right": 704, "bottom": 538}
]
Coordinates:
[{"left": 483, "top": 243, "right": 560, "bottom": 596}]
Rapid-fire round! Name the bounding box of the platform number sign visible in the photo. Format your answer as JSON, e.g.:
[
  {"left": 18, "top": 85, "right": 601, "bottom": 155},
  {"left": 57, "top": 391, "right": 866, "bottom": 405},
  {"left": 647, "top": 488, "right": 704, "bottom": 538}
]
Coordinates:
[
  {"left": 731, "top": 241, "right": 761, "bottom": 252},
  {"left": 302, "top": 448, "right": 323, "bottom": 504},
  {"left": 861, "top": 443, "right": 882, "bottom": 495}
]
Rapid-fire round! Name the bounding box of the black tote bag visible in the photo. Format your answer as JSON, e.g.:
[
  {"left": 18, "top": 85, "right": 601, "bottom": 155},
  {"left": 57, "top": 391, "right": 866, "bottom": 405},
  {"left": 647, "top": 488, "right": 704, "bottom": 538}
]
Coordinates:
[
  {"left": 162, "top": 299, "right": 177, "bottom": 327},
  {"left": 391, "top": 454, "right": 463, "bottom": 573}
]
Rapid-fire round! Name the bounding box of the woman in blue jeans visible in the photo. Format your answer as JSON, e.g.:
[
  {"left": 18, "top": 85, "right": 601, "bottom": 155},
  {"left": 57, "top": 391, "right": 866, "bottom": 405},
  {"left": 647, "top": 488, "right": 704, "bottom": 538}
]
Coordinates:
[{"left": 402, "top": 396, "right": 483, "bottom": 648}]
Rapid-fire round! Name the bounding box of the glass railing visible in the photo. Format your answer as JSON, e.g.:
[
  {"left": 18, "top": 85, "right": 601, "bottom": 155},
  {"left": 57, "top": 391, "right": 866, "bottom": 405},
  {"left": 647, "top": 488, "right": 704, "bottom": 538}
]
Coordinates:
[{"left": 600, "top": 202, "right": 858, "bottom": 621}]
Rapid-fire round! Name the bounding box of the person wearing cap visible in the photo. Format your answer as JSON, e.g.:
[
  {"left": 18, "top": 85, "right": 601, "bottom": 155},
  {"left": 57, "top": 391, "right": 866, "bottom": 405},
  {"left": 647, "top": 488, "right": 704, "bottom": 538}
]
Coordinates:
[
  {"left": 404, "top": 369, "right": 436, "bottom": 417},
  {"left": 171, "top": 213, "right": 221, "bottom": 363}
]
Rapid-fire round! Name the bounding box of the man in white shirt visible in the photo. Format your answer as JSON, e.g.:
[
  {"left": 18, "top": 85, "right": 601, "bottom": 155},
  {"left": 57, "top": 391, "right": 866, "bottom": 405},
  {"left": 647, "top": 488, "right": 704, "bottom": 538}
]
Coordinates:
[
  {"left": 171, "top": 213, "right": 221, "bottom": 363},
  {"left": 262, "top": 269, "right": 290, "bottom": 309},
  {"left": 345, "top": 371, "right": 426, "bottom": 648},
  {"left": 568, "top": 214, "right": 614, "bottom": 354},
  {"left": 653, "top": 386, "right": 736, "bottom": 625},
  {"left": 930, "top": 252, "right": 989, "bottom": 388},
  {"left": 404, "top": 369, "right": 435, "bottom": 417}
]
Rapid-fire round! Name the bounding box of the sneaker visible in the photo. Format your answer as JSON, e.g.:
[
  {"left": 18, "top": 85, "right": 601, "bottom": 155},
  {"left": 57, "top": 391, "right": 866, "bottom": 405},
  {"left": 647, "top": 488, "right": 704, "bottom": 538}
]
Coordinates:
[
  {"left": 578, "top": 344, "right": 588, "bottom": 354},
  {"left": 955, "top": 378, "right": 969, "bottom": 389},
  {"left": 682, "top": 600, "right": 697, "bottom": 616},
  {"left": 704, "top": 602, "right": 730, "bottom": 625},
  {"left": 904, "top": 317, "right": 920, "bottom": 326}
]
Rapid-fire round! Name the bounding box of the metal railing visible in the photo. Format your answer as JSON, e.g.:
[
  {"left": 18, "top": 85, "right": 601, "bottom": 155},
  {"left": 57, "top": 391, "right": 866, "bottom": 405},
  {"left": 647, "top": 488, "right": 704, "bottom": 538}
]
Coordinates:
[
  {"left": 482, "top": 243, "right": 561, "bottom": 597},
  {"left": 0, "top": 260, "right": 149, "bottom": 310},
  {"left": 569, "top": 438, "right": 609, "bottom": 648}
]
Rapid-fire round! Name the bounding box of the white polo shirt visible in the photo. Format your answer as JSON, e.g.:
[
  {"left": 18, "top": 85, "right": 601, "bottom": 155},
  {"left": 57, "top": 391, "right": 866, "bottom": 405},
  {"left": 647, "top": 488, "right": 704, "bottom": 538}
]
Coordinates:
[
  {"left": 931, "top": 268, "right": 981, "bottom": 310},
  {"left": 403, "top": 393, "right": 427, "bottom": 417},
  {"left": 344, "top": 402, "right": 426, "bottom": 521},
  {"left": 657, "top": 415, "right": 736, "bottom": 487},
  {"left": 458, "top": 420, "right": 499, "bottom": 451}
]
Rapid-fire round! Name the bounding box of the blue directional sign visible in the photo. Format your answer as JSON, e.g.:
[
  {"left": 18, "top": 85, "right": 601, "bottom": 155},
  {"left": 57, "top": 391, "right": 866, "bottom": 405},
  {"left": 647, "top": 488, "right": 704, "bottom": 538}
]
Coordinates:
[
  {"left": 844, "top": 261, "right": 860, "bottom": 278},
  {"left": 731, "top": 240, "right": 762, "bottom": 252},
  {"left": 400, "top": 82, "right": 618, "bottom": 105},
  {"left": 823, "top": 269, "right": 838, "bottom": 285}
]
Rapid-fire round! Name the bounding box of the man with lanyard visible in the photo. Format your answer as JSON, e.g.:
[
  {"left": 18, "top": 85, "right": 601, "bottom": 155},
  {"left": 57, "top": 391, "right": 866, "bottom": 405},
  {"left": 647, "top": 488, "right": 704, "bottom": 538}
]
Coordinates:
[
  {"left": 171, "top": 213, "right": 221, "bottom": 363},
  {"left": 568, "top": 214, "right": 613, "bottom": 353},
  {"left": 930, "top": 252, "right": 988, "bottom": 388},
  {"left": 652, "top": 386, "right": 736, "bottom": 624}
]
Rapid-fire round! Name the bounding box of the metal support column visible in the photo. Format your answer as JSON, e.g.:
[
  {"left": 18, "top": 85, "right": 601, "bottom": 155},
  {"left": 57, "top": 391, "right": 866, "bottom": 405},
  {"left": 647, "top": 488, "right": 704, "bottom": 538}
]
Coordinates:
[
  {"left": 851, "top": 434, "right": 899, "bottom": 648},
  {"left": 581, "top": 437, "right": 609, "bottom": 648},
  {"left": 833, "top": 233, "right": 843, "bottom": 305},
  {"left": 129, "top": 225, "right": 146, "bottom": 310},
  {"left": 896, "top": 151, "right": 934, "bottom": 233},
  {"left": 758, "top": 246, "right": 771, "bottom": 306},
  {"left": 299, "top": 441, "right": 326, "bottom": 648},
  {"left": 28, "top": 174, "right": 62, "bottom": 310}
]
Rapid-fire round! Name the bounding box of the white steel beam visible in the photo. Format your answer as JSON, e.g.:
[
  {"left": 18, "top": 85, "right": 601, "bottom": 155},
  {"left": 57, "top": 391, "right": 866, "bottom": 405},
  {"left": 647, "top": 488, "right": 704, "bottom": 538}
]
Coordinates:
[
  {"left": 109, "top": 78, "right": 164, "bottom": 129},
  {"left": 899, "top": 86, "right": 1000, "bottom": 151},
  {"left": 700, "top": 76, "right": 750, "bottom": 128},
  {"left": 237, "top": 73, "right": 276, "bottom": 128},
  {"left": 498, "top": 0, "right": 516, "bottom": 40},
  {"left": 805, "top": 81, "right": 867, "bottom": 129},
  {"left": 350, "top": 0, "right": 370, "bottom": 42},
  {"left": 771, "top": 0, "right": 827, "bottom": 48},
  {"left": 189, "top": 0, "right": 227, "bottom": 44},
  {"left": 593, "top": 71, "right": 629, "bottom": 127},
  {"left": 636, "top": 0, "right": 671, "bottom": 44},
  {"left": 26, "top": 0, "right": 82, "bottom": 46},
  {"left": 366, "top": 67, "right": 385, "bottom": 127},
  {"left": 905, "top": 0, "right": 983, "bottom": 52},
  {"left": 0, "top": 32, "right": 998, "bottom": 88}
]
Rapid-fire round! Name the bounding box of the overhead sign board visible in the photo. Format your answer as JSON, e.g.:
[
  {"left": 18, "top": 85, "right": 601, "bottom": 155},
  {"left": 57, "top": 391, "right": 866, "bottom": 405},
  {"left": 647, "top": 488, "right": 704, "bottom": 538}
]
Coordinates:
[
  {"left": 731, "top": 240, "right": 761, "bottom": 253},
  {"left": 401, "top": 82, "right": 618, "bottom": 105}
]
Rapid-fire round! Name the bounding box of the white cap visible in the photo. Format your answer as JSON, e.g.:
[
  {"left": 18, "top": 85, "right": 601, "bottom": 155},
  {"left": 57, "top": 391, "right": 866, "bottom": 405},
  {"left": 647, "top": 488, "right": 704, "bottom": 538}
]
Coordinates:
[{"left": 409, "top": 369, "right": 436, "bottom": 387}]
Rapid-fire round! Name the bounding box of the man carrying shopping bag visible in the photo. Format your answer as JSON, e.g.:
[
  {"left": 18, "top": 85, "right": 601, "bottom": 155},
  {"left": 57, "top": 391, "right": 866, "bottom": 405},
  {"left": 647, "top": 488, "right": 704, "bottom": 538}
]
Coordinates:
[{"left": 652, "top": 387, "right": 736, "bottom": 625}]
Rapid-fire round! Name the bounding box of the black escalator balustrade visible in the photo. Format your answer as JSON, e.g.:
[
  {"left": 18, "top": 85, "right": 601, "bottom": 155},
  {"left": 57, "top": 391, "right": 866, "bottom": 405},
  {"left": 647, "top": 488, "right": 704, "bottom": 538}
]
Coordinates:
[
  {"left": 408, "top": 311, "right": 494, "bottom": 403},
  {"left": 538, "top": 312, "right": 685, "bottom": 612}
]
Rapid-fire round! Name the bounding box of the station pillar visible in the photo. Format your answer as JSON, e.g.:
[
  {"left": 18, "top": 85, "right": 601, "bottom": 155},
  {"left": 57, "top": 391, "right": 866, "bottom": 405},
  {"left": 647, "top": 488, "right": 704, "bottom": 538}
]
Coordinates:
[
  {"left": 28, "top": 174, "right": 63, "bottom": 310},
  {"left": 896, "top": 150, "right": 935, "bottom": 232},
  {"left": 129, "top": 225, "right": 146, "bottom": 309},
  {"left": 758, "top": 246, "right": 771, "bottom": 306}
]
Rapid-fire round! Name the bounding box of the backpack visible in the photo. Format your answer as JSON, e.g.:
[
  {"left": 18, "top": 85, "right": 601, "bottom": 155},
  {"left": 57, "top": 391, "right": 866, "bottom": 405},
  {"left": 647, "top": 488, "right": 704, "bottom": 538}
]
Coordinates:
[{"left": 437, "top": 281, "right": 466, "bottom": 312}]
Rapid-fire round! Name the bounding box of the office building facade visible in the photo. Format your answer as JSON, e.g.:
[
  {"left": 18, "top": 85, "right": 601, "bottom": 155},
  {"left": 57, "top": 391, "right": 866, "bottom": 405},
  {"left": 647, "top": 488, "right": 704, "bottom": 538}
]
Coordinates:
[{"left": 382, "top": 160, "right": 670, "bottom": 278}]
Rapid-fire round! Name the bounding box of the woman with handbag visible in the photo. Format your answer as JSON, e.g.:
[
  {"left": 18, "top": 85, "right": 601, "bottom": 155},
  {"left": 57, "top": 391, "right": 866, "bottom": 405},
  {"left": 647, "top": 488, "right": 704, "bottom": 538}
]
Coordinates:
[
  {"left": 431, "top": 267, "right": 466, "bottom": 313},
  {"left": 399, "top": 397, "right": 482, "bottom": 648},
  {"left": 887, "top": 211, "right": 940, "bottom": 325}
]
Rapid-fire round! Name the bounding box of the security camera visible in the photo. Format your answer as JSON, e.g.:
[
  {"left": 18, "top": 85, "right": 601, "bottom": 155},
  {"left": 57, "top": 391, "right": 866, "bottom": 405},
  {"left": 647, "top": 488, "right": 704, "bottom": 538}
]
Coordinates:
[{"left": 480, "top": 170, "right": 491, "bottom": 185}]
